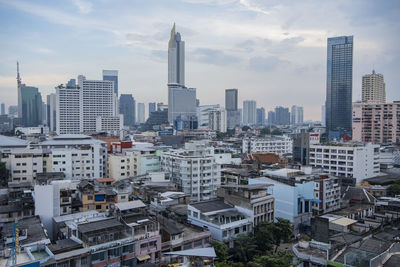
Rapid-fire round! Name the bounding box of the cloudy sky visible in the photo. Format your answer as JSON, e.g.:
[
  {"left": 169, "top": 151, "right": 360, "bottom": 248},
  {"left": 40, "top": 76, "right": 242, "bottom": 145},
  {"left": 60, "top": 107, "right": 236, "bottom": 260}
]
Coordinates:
[{"left": 0, "top": 0, "right": 399, "bottom": 120}]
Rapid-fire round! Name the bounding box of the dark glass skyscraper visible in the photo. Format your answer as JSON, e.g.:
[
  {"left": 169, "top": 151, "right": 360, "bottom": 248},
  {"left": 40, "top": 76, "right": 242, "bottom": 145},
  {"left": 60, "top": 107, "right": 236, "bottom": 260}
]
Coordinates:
[
  {"left": 325, "top": 36, "right": 353, "bottom": 139},
  {"left": 103, "top": 70, "right": 118, "bottom": 96},
  {"left": 119, "top": 94, "right": 135, "bottom": 127},
  {"left": 19, "top": 85, "right": 42, "bottom": 126}
]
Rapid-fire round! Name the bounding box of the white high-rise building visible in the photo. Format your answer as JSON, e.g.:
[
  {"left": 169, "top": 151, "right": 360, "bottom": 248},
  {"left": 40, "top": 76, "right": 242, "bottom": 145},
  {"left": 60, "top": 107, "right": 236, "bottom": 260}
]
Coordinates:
[
  {"left": 161, "top": 140, "right": 221, "bottom": 202},
  {"left": 309, "top": 142, "right": 380, "bottom": 184},
  {"left": 168, "top": 23, "right": 185, "bottom": 86},
  {"left": 137, "top": 102, "right": 145, "bottom": 124},
  {"left": 209, "top": 107, "right": 227, "bottom": 133},
  {"left": 56, "top": 75, "right": 119, "bottom": 134},
  {"left": 47, "top": 93, "right": 56, "bottom": 132},
  {"left": 243, "top": 100, "right": 256, "bottom": 125},
  {"left": 197, "top": 104, "right": 220, "bottom": 129},
  {"left": 362, "top": 70, "right": 385, "bottom": 103},
  {"left": 291, "top": 105, "right": 304, "bottom": 125}
]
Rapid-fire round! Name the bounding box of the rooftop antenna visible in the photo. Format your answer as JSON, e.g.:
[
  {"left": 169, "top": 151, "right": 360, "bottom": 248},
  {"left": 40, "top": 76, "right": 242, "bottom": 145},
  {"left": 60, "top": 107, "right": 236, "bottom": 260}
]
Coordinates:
[{"left": 17, "top": 61, "right": 21, "bottom": 88}]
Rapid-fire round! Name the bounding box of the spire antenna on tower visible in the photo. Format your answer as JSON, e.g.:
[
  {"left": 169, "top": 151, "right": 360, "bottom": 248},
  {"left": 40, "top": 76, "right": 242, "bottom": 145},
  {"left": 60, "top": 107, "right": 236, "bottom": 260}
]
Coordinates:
[{"left": 17, "top": 61, "right": 21, "bottom": 88}]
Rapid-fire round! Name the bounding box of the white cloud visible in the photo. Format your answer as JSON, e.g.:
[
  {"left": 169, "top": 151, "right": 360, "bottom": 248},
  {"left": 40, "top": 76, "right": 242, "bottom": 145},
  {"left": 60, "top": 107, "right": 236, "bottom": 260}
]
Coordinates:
[{"left": 73, "top": 0, "right": 93, "bottom": 14}]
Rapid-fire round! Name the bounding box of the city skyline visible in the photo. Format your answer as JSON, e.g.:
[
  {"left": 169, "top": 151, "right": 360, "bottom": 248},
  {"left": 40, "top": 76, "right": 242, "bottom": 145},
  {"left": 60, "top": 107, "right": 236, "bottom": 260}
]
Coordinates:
[{"left": 0, "top": 0, "right": 399, "bottom": 121}]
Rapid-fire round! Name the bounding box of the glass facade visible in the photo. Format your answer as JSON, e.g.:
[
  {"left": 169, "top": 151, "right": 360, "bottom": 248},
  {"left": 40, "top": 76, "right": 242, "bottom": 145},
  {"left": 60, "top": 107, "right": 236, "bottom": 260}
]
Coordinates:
[
  {"left": 103, "top": 70, "right": 118, "bottom": 95},
  {"left": 19, "top": 85, "right": 43, "bottom": 127},
  {"left": 326, "top": 36, "right": 353, "bottom": 139},
  {"left": 119, "top": 94, "right": 136, "bottom": 127}
]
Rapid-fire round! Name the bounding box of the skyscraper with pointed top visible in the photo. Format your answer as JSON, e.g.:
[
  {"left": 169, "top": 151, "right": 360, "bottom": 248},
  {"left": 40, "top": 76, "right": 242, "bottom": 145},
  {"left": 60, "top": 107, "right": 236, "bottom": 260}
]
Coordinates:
[
  {"left": 168, "top": 23, "right": 185, "bottom": 86},
  {"left": 167, "top": 24, "right": 196, "bottom": 124}
]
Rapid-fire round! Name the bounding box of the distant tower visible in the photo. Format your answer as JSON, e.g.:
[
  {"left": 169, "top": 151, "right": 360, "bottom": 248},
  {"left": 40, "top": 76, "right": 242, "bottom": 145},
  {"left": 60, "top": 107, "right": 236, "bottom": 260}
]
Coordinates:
[
  {"left": 362, "top": 70, "right": 385, "bottom": 103},
  {"left": 17, "top": 61, "right": 22, "bottom": 117},
  {"left": 168, "top": 23, "right": 185, "bottom": 86}
]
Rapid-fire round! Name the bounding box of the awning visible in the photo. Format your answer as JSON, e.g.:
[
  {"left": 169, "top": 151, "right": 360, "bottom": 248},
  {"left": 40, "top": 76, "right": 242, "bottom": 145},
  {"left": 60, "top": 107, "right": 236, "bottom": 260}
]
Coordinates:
[{"left": 137, "top": 254, "right": 151, "bottom": 261}]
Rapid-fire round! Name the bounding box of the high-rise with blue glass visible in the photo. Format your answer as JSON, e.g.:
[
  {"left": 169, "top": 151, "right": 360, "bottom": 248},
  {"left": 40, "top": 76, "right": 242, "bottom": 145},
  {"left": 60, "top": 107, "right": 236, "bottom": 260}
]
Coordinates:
[
  {"left": 325, "top": 36, "right": 353, "bottom": 139},
  {"left": 103, "top": 70, "right": 118, "bottom": 96}
]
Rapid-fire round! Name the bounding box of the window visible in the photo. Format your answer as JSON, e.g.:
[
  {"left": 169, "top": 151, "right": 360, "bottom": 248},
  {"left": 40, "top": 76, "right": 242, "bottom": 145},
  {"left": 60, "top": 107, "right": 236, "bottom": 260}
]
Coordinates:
[
  {"left": 193, "top": 211, "right": 199, "bottom": 218},
  {"left": 122, "top": 244, "right": 134, "bottom": 254},
  {"left": 96, "top": 205, "right": 102, "bottom": 210},
  {"left": 91, "top": 251, "right": 106, "bottom": 263},
  {"left": 235, "top": 228, "right": 239, "bottom": 234},
  {"left": 87, "top": 195, "right": 93, "bottom": 200}
]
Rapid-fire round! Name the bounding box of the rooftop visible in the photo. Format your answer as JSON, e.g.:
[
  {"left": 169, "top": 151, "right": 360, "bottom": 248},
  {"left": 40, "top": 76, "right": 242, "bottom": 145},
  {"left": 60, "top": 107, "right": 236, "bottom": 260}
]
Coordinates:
[
  {"left": 0, "top": 135, "right": 30, "bottom": 147},
  {"left": 1, "top": 216, "right": 49, "bottom": 247},
  {"left": 115, "top": 200, "right": 146, "bottom": 211},
  {"left": 78, "top": 218, "right": 124, "bottom": 234},
  {"left": 190, "top": 199, "right": 233, "bottom": 213}
]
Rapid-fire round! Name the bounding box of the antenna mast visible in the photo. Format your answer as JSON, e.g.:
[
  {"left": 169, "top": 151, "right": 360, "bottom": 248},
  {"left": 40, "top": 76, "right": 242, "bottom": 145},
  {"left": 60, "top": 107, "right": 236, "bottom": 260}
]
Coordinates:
[{"left": 17, "top": 61, "right": 21, "bottom": 88}]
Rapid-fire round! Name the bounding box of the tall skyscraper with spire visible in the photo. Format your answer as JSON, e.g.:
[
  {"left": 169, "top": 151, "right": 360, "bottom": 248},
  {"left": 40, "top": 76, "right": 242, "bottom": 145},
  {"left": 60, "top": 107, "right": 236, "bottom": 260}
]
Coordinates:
[
  {"left": 168, "top": 23, "right": 185, "bottom": 86},
  {"left": 17, "top": 61, "right": 23, "bottom": 117},
  {"left": 167, "top": 23, "right": 196, "bottom": 124}
]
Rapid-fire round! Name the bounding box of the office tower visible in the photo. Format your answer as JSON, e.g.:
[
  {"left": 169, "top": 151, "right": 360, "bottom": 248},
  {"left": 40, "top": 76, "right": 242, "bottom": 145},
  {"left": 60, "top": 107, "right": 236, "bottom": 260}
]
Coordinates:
[
  {"left": 137, "top": 102, "right": 145, "bottom": 124},
  {"left": 167, "top": 24, "right": 196, "bottom": 123},
  {"left": 168, "top": 85, "right": 197, "bottom": 123},
  {"left": 119, "top": 94, "right": 136, "bottom": 127},
  {"left": 209, "top": 108, "right": 227, "bottom": 133},
  {"left": 274, "top": 106, "right": 290, "bottom": 125},
  {"left": 325, "top": 36, "right": 353, "bottom": 138},
  {"left": 291, "top": 105, "right": 304, "bottom": 125},
  {"left": 362, "top": 70, "right": 385, "bottom": 103},
  {"left": 19, "top": 85, "right": 43, "bottom": 127},
  {"left": 57, "top": 75, "right": 117, "bottom": 134},
  {"left": 256, "top": 107, "right": 265, "bottom": 125},
  {"left": 46, "top": 94, "right": 56, "bottom": 132},
  {"left": 8, "top": 105, "right": 18, "bottom": 118},
  {"left": 102, "top": 70, "right": 118, "bottom": 96},
  {"left": 321, "top": 105, "right": 326, "bottom": 126},
  {"left": 196, "top": 99, "right": 200, "bottom": 107},
  {"left": 243, "top": 100, "right": 256, "bottom": 125},
  {"left": 149, "top": 102, "right": 156, "bottom": 115},
  {"left": 225, "top": 89, "right": 238, "bottom": 111},
  {"left": 268, "top": 111, "right": 275, "bottom": 125},
  {"left": 352, "top": 102, "right": 400, "bottom": 145},
  {"left": 1, "top": 103, "right": 5, "bottom": 115},
  {"left": 42, "top": 102, "right": 47, "bottom": 125},
  {"left": 168, "top": 23, "right": 185, "bottom": 86},
  {"left": 225, "top": 89, "right": 240, "bottom": 129}
]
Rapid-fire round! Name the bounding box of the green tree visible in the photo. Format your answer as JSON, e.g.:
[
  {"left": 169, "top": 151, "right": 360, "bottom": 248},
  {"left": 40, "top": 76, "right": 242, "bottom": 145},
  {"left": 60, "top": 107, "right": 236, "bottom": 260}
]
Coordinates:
[
  {"left": 273, "top": 218, "right": 293, "bottom": 252},
  {"left": 253, "top": 222, "right": 275, "bottom": 252},
  {"left": 0, "top": 162, "right": 10, "bottom": 187},
  {"left": 260, "top": 128, "right": 270, "bottom": 135},
  {"left": 229, "top": 235, "right": 258, "bottom": 263},
  {"left": 212, "top": 241, "right": 228, "bottom": 261},
  {"left": 249, "top": 252, "right": 293, "bottom": 267},
  {"left": 271, "top": 129, "right": 282, "bottom": 135},
  {"left": 242, "top": 125, "right": 251, "bottom": 132},
  {"left": 215, "top": 261, "right": 244, "bottom": 267},
  {"left": 387, "top": 181, "right": 400, "bottom": 197}
]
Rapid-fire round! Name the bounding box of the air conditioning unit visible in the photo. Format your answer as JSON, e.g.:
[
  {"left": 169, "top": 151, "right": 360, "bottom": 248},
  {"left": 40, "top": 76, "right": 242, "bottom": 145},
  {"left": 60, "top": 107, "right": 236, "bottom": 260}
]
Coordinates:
[{"left": 146, "top": 232, "right": 151, "bottom": 238}]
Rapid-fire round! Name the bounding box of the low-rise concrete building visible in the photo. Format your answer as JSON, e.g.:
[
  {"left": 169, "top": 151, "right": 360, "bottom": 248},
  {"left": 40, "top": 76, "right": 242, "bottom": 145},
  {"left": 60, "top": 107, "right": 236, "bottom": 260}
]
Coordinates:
[{"left": 187, "top": 199, "right": 252, "bottom": 247}]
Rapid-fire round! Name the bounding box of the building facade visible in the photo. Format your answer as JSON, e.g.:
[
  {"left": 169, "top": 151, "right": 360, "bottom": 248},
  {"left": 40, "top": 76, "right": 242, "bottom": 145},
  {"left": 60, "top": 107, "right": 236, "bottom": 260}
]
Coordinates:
[
  {"left": 362, "top": 70, "right": 385, "bottom": 103},
  {"left": 137, "top": 102, "right": 145, "bottom": 124},
  {"left": 325, "top": 36, "right": 353, "bottom": 138},
  {"left": 242, "top": 135, "right": 293, "bottom": 155},
  {"left": 225, "top": 89, "right": 240, "bottom": 129},
  {"left": 208, "top": 107, "right": 227, "bottom": 133},
  {"left": 243, "top": 100, "right": 256, "bottom": 126},
  {"left": 291, "top": 105, "right": 304, "bottom": 125},
  {"left": 19, "top": 85, "right": 43, "bottom": 127},
  {"left": 160, "top": 140, "right": 221, "bottom": 201},
  {"left": 352, "top": 101, "right": 400, "bottom": 145},
  {"left": 309, "top": 143, "right": 380, "bottom": 184},
  {"left": 119, "top": 94, "right": 136, "bottom": 127},
  {"left": 102, "top": 69, "right": 118, "bottom": 96}
]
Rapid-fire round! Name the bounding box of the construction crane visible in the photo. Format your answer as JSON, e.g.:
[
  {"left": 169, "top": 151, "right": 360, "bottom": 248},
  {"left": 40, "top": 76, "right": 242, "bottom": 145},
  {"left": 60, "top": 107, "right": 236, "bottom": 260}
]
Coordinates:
[{"left": 6, "top": 219, "right": 19, "bottom": 267}]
